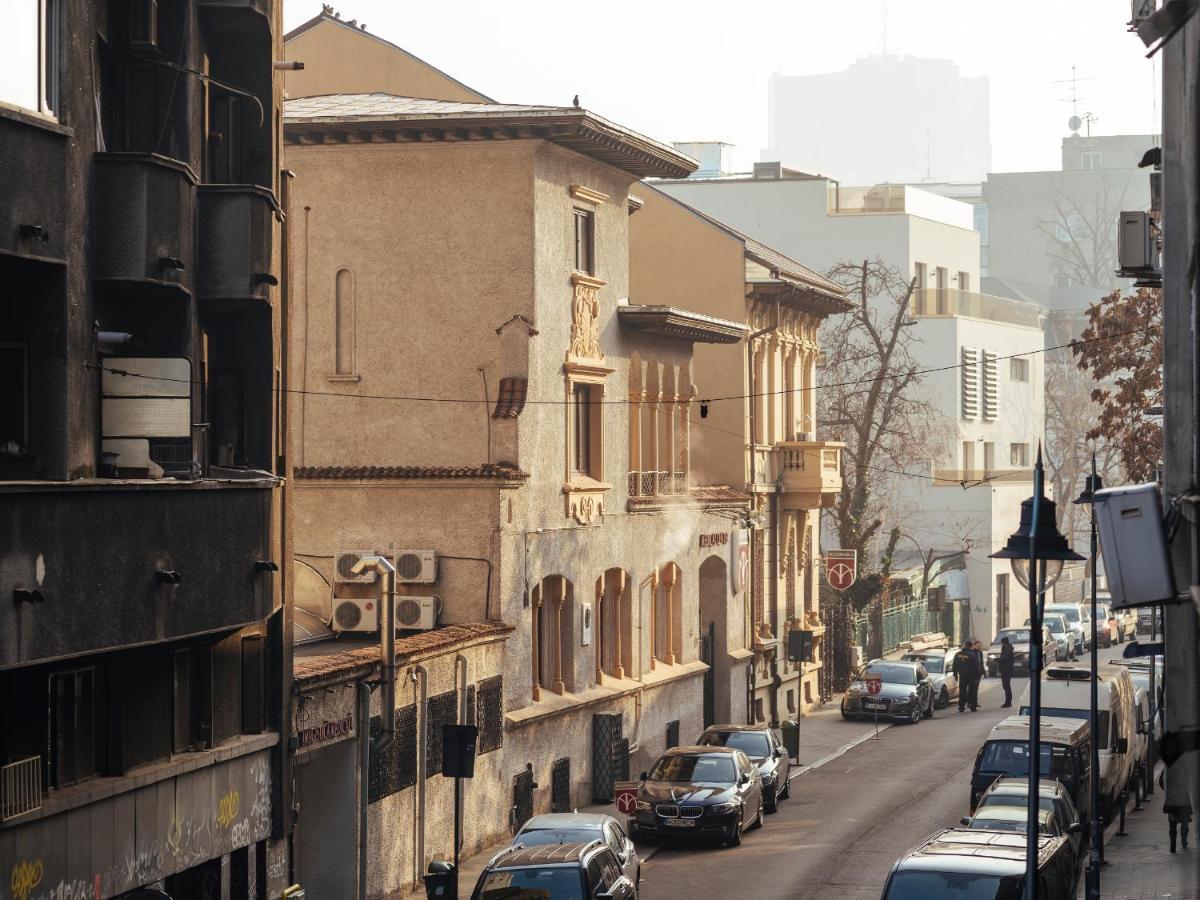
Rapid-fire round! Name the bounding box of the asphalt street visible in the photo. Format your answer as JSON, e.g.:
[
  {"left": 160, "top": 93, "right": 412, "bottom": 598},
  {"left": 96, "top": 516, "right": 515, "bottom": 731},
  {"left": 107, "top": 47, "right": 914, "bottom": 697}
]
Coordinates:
[{"left": 636, "top": 672, "right": 1028, "bottom": 900}]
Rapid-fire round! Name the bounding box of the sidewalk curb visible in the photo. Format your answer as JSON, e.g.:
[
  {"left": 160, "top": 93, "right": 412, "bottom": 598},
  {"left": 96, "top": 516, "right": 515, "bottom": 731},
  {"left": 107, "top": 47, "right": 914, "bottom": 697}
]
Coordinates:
[{"left": 787, "top": 724, "right": 891, "bottom": 782}]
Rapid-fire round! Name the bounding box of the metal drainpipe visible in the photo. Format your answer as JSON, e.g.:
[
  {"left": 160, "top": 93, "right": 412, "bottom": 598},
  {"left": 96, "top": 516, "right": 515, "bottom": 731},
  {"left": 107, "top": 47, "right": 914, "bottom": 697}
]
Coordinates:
[
  {"left": 356, "top": 680, "right": 371, "bottom": 900},
  {"left": 352, "top": 556, "right": 397, "bottom": 752},
  {"left": 413, "top": 664, "right": 429, "bottom": 887}
]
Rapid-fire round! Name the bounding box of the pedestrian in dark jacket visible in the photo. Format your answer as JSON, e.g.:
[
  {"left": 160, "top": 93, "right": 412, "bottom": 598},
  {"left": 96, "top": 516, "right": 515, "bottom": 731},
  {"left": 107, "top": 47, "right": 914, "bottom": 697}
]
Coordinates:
[
  {"left": 999, "top": 636, "right": 1015, "bottom": 708},
  {"left": 1163, "top": 772, "right": 1193, "bottom": 852},
  {"left": 969, "top": 641, "right": 985, "bottom": 709},
  {"left": 952, "top": 643, "right": 979, "bottom": 712}
]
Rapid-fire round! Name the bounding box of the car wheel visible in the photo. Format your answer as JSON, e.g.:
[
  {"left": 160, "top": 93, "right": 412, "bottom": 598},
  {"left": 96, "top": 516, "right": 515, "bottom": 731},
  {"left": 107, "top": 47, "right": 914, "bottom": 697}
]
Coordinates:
[
  {"left": 779, "top": 777, "right": 790, "bottom": 800},
  {"left": 765, "top": 791, "right": 778, "bottom": 814},
  {"left": 752, "top": 800, "right": 765, "bottom": 830},
  {"left": 909, "top": 704, "right": 922, "bottom": 725},
  {"left": 923, "top": 696, "right": 934, "bottom": 719},
  {"left": 727, "top": 814, "right": 743, "bottom": 847},
  {"left": 938, "top": 687, "right": 950, "bottom": 709},
  {"left": 840, "top": 707, "right": 855, "bottom": 721}
]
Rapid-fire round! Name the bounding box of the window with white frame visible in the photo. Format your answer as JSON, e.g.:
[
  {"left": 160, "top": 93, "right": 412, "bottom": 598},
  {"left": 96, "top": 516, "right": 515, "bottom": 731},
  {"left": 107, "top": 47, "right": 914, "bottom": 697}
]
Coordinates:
[
  {"left": 1010, "top": 357, "right": 1030, "bottom": 382},
  {"left": 1010, "top": 443, "right": 1030, "bottom": 467},
  {"left": 0, "top": 0, "right": 60, "bottom": 117}
]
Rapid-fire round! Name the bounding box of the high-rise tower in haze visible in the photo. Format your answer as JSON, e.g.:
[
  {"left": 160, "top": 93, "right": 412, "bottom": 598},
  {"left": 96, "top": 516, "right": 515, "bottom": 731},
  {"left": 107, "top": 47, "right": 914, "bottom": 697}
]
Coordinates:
[{"left": 766, "top": 55, "right": 991, "bottom": 184}]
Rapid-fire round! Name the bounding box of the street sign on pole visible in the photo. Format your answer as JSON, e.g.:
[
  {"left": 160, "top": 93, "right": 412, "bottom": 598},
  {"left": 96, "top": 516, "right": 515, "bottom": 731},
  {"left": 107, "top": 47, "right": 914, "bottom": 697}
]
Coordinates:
[
  {"left": 614, "top": 781, "right": 639, "bottom": 816},
  {"left": 825, "top": 550, "right": 858, "bottom": 592}
]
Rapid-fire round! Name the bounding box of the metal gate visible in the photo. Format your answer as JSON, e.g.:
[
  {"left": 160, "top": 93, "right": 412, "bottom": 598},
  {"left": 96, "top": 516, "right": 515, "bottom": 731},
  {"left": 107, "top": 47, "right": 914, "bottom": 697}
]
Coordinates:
[
  {"left": 591, "top": 713, "right": 623, "bottom": 802},
  {"left": 700, "top": 622, "right": 716, "bottom": 727},
  {"left": 822, "top": 598, "right": 855, "bottom": 694},
  {"left": 551, "top": 757, "right": 571, "bottom": 813},
  {"left": 511, "top": 765, "right": 535, "bottom": 833}
]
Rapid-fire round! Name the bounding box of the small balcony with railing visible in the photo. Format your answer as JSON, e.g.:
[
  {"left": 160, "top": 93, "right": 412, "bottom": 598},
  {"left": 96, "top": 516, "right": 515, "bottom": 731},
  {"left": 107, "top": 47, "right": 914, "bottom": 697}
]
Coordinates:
[
  {"left": 627, "top": 470, "right": 689, "bottom": 499},
  {"left": 196, "top": 185, "right": 277, "bottom": 303},
  {"left": 1, "top": 755, "right": 42, "bottom": 823},
  {"left": 753, "top": 440, "right": 844, "bottom": 509},
  {"left": 910, "top": 289, "right": 1045, "bottom": 330}
]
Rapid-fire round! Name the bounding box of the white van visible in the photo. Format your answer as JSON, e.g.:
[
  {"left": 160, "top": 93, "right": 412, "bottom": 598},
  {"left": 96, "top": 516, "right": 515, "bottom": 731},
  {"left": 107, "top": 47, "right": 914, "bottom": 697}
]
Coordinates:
[{"left": 1018, "top": 664, "right": 1137, "bottom": 814}]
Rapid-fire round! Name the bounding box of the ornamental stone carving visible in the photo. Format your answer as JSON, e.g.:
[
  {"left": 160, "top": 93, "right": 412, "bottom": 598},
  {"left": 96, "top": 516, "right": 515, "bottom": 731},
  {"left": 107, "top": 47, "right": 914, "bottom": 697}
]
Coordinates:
[
  {"left": 568, "top": 491, "right": 603, "bottom": 525},
  {"left": 568, "top": 276, "right": 604, "bottom": 363}
]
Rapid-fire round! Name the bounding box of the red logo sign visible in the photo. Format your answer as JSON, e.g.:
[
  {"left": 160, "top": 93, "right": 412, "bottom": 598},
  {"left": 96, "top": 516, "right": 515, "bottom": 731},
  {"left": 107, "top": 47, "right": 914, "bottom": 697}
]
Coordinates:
[
  {"left": 614, "top": 781, "right": 639, "bottom": 816},
  {"left": 731, "top": 530, "right": 750, "bottom": 595},
  {"left": 866, "top": 677, "right": 883, "bottom": 696},
  {"left": 825, "top": 550, "right": 858, "bottom": 592}
]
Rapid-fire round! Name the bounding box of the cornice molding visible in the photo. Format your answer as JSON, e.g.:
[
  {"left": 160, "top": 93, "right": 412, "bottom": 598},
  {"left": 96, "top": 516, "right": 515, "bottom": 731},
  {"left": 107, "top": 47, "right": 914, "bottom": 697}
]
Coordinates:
[{"left": 569, "top": 184, "right": 610, "bottom": 205}]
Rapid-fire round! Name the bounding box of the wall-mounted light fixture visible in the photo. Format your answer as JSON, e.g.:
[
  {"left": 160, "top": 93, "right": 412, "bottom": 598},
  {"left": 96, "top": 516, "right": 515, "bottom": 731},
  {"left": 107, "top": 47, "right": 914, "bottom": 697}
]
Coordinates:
[
  {"left": 156, "top": 569, "right": 182, "bottom": 585},
  {"left": 253, "top": 272, "right": 279, "bottom": 287},
  {"left": 254, "top": 560, "right": 279, "bottom": 573},
  {"left": 13, "top": 588, "right": 45, "bottom": 605},
  {"left": 159, "top": 256, "right": 186, "bottom": 271},
  {"left": 19, "top": 224, "right": 49, "bottom": 242}
]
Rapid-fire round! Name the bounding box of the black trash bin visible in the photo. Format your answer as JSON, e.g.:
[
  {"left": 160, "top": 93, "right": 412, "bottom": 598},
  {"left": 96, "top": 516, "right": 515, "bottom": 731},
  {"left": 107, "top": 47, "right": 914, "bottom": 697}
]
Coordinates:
[
  {"left": 424, "top": 860, "right": 457, "bottom": 899},
  {"left": 781, "top": 719, "right": 800, "bottom": 761}
]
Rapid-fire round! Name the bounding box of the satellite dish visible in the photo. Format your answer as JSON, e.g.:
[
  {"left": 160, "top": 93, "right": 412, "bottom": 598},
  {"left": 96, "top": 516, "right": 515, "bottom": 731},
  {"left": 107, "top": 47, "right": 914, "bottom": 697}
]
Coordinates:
[{"left": 1068, "top": 115, "right": 1082, "bottom": 133}]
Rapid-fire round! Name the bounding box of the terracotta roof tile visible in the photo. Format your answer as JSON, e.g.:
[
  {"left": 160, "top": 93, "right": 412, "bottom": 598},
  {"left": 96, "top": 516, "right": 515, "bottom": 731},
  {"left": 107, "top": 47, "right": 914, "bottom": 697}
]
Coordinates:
[
  {"left": 294, "top": 622, "right": 514, "bottom": 685},
  {"left": 294, "top": 464, "right": 528, "bottom": 481},
  {"left": 492, "top": 377, "right": 528, "bottom": 419}
]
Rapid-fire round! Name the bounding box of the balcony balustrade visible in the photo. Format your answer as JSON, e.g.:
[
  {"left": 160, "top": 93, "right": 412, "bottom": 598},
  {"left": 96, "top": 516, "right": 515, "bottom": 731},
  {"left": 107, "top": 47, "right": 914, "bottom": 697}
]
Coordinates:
[
  {"left": 1, "top": 755, "right": 41, "bottom": 822},
  {"left": 627, "top": 470, "right": 688, "bottom": 498},
  {"left": 0, "top": 114, "right": 68, "bottom": 264},
  {"left": 92, "top": 153, "right": 197, "bottom": 291},
  {"left": 752, "top": 440, "right": 843, "bottom": 508},
  {"left": 197, "top": 185, "right": 277, "bottom": 302}
]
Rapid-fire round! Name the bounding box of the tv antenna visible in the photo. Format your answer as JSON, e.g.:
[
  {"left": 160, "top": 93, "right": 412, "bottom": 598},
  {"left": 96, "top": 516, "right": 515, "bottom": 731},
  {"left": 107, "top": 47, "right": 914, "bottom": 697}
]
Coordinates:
[{"left": 1055, "top": 64, "right": 1098, "bottom": 135}]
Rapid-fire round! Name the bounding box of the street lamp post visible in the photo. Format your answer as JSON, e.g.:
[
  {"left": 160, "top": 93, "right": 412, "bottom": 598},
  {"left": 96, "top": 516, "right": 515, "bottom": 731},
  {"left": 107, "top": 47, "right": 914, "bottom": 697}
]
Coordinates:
[
  {"left": 991, "top": 447, "right": 1083, "bottom": 900},
  {"left": 1073, "top": 455, "right": 1104, "bottom": 900}
]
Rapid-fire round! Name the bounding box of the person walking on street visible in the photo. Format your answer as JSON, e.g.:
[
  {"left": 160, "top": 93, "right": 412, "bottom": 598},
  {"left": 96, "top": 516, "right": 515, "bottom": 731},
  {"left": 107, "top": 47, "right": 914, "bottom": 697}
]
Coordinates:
[
  {"left": 1165, "top": 792, "right": 1192, "bottom": 852},
  {"left": 952, "top": 642, "right": 979, "bottom": 712},
  {"left": 999, "top": 636, "right": 1015, "bottom": 708},
  {"left": 969, "top": 641, "right": 985, "bottom": 710}
]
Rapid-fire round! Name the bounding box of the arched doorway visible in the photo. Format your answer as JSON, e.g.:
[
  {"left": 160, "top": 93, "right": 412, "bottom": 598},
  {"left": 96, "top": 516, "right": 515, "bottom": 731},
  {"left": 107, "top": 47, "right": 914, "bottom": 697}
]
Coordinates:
[{"left": 699, "top": 555, "right": 731, "bottom": 725}]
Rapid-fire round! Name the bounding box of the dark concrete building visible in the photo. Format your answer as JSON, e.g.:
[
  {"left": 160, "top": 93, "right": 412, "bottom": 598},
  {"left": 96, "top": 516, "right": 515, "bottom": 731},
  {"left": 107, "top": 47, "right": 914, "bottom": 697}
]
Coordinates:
[{"left": 0, "top": 2, "right": 293, "bottom": 896}]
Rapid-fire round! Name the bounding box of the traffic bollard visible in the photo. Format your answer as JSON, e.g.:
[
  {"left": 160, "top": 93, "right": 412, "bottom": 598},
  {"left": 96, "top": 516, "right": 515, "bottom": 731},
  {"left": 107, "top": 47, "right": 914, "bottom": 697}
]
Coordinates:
[{"left": 1116, "top": 793, "right": 1128, "bottom": 836}]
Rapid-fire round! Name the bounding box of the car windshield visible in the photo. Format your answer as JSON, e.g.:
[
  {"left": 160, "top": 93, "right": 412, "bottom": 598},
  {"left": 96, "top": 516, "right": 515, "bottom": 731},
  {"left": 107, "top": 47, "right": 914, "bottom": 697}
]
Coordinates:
[
  {"left": 516, "top": 827, "right": 598, "bottom": 847},
  {"left": 994, "top": 629, "right": 1031, "bottom": 645},
  {"left": 1020, "top": 706, "right": 1110, "bottom": 749},
  {"left": 1048, "top": 607, "right": 1081, "bottom": 625},
  {"left": 968, "top": 818, "right": 1026, "bottom": 833},
  {"left": 904, "top": 655, "right": 944, "bottom": 673},
  {"left": 863, "top": 663, "right": 917, "bottom": 684},
  {"left": 978, "top": 795, "right": 1056, "bottom": 815},
  {"left": 648, "top": 754, "right": 735, "bottom": 784},
  {"left": 884, "top": 871, "right": 1023, "bottom": 899},
  {"left": 1028, "top": 617, "right": 1066, "bottom": 635},
  {"left": 980, "top": 741, "right": 1076, "bottom": 781},
  {"left": 700, "top": 731, "right": 771, "bottom": 758},
  {"left": 479, "top": 866, "right": 585, "bottom": 900}
]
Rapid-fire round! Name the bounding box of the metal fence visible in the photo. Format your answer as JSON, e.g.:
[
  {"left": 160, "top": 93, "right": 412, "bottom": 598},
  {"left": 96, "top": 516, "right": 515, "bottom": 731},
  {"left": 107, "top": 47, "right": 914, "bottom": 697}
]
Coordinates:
[
  {"left": 1, "top": 755, "right": 41, "bottom": 821},
  {"left": 849, "top": 597, "right": 968, "bottom": 660}
]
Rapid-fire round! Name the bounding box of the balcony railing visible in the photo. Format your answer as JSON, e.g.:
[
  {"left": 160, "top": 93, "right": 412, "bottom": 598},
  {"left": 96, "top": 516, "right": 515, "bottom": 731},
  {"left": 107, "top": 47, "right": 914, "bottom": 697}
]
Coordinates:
[
  {"left": 197, "top": 185, "right": 277, "bottom": 302},
  {"left": 911, "top": 289, "right": 1044, "bottom": 329},
  {"left": 1, "top": 755, "right": 42, "bottom": 821},
  {"left": 764, "top": 440, "right": 844, "bottom": 508},
  {"left": 628, "top": 470, "right": 688, "bottom": 498}
]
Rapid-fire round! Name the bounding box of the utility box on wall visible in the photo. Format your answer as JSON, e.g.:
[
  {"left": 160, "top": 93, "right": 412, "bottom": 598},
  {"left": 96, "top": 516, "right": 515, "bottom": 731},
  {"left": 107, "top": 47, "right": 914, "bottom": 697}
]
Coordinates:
[{"left": 1093, "top": 482, "right": 1176, "bottom": 609}]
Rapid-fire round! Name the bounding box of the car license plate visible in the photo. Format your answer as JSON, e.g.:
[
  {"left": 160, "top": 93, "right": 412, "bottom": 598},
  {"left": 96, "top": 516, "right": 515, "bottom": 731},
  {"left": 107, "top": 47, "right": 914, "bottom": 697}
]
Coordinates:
[
  {"left": 864, "top": 701, "right": 887, "bottom": 711},
  {"left": 664, "top": 818, "right": 695, "bottom": 828}
]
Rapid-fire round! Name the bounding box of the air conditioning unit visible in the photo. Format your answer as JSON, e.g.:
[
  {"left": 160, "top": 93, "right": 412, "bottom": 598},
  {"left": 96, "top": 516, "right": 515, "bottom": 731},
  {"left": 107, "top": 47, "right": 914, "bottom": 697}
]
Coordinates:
[
  {"left": 331, "top": 597, "right": 379, "bottom": 633},
  {"left": 394, "top": 550, "right": 437, "bottom": 584},
  {"left": 335, "top": 551, "right": 379, "bottom": 584},
  {"left": 1118, "top": 211, "right": 1157, "bottom": 271},
  {"left": 129, "top": 0, "right": 159, "bottom": 51},
  {"left": 395, "top": 595, "right": 438, "bottom": 631}
]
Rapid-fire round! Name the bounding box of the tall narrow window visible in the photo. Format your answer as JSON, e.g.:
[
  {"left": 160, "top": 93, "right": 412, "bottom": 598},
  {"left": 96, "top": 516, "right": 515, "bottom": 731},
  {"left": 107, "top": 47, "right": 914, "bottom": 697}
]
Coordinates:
[
  {"left": 173, "top": 649, "right": 194, "bottom": 752},
  {"left": 50, "top": 667, "right": 98, "bottom": 787},
  {"left": 983, "top": 442, "right": 995, "bottom": 473},
  {"left": 996, "top": 574, "right": 1010, "bottom": 632},
  {"left": 572, "top": 384, "right": 592, "bottom": 475},
  {"left": 958, "top": 271, "right": 970, "bottom": 293},
  {"left": 935, "top": 267, "right": 949, "bottom": 314},
  {"left": 335, "top": 268, "right": 355, "bottom": 375},
  {"left": 573, "top": 209, "right": 595, "bottom": 275},
  {"left": 962, "top": 441, "right": 976, "bottom": 473}
]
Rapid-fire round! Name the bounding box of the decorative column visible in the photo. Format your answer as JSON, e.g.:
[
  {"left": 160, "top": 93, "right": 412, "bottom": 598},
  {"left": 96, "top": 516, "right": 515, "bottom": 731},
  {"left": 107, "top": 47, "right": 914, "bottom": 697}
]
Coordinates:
[
  {"left": 531, "top": 584, "right": 542, "bottom": 702},
  {"left": 649, "top": 379, "right": 661, "bottom": 496},
  {"left": 680, "top": 391, "right": 692, "bottom": 492},
  {"left": 629, "top": 390, "right": 642, "bottom": 495},
  {"left": 766, "top": 336, "right": 779, "bottom": 445},
  {"left": 664, "top": 565, "right": 677, "bottom": 665},
  {"left": 649, "top": 567, "right": 659, "bottom": 671},
  {"left": 614, "top": 570, "right": 626, "bottom": 679},
  {"left": 553, "top": 575, "right": 566, "bottom": 695},
  {"left": 595, "top": 576, "right": 604, "bottom": 684}
]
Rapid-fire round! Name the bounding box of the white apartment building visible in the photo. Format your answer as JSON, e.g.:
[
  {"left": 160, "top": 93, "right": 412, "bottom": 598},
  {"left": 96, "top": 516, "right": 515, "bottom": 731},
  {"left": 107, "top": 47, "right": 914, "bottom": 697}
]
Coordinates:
[{"left": 656, "top": 162, "right": 1045, "bottom": 640}]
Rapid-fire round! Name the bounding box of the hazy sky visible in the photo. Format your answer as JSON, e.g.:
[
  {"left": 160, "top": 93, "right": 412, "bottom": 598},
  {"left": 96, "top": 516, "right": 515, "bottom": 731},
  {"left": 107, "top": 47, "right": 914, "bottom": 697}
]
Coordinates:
[{"left": 284, "top": 0, "right": 1160, "bottom": 177}]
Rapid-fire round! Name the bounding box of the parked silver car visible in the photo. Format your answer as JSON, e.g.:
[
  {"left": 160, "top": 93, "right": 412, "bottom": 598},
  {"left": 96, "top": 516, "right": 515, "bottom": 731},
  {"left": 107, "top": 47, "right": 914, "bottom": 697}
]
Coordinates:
[
  {"left": 984, "top": 627, "right": 1055, "bottom": 677},
  {"left": 901, "top": 647, "right": 959, "bottom": 709},
  {"left": 513, "top": 812, "right": 640, "bottom": 888},
  {"left": 1023, "top": 613, "right": 1075, "bottom": 661}
]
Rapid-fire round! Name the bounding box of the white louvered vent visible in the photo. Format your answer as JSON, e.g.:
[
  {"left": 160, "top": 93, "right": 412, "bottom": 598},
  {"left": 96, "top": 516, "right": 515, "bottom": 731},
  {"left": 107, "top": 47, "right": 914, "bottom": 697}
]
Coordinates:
[
  {"left": 961, "top": 348, "right": 980, "bottom": 420},
  {"left": 982, "top": 351, "right": 999, "bottom": 421}
]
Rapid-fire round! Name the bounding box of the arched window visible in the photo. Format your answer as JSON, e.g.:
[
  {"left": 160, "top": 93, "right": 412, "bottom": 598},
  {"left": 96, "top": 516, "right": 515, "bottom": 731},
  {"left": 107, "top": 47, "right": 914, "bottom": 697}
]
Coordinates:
[
  {"left": 652, "top": 563, "right": 683, "bottom": 666},
  {"left": 596, "top": 569, "right": 633, "bottom": 682},
  {"left": 530, "top": 575, "right": 573, "bottom": 700},
  {"left": 334, "top": 268, "right": 355, "bottom": 375}
]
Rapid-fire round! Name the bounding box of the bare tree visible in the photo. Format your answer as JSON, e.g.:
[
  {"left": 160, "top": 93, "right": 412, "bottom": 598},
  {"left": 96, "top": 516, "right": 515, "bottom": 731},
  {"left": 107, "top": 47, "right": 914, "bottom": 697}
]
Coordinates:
[
  {"left": 1035, "top": 173, "right": 1134, "bottom": 291},
  {"left": 889, "top": 521, "right": 983, "bottom": 603},
  {"left": 818, "top": 259, "right": 946, "bottom": 607}
]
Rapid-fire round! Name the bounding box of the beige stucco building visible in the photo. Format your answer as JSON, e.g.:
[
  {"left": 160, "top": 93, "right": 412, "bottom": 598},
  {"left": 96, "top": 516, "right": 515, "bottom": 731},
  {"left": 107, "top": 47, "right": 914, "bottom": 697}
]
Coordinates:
[
  {"left": 630, "top": 187, "right": 849, "bottom": 722},
  {"left": 280, "top": 56, "right": 759, "bottom": 897}
]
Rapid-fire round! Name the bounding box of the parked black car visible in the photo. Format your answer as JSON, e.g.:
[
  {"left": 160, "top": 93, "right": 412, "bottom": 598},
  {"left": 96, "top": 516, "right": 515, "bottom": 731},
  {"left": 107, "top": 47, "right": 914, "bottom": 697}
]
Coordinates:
[
  {"left": 841, "top": 659, "right": 935, "bottom": 724},
  {"left": 469, "top": 841, "right": 636, "bottom": 900},
  {"left": 630, "top": 746, "right": 763, "bottom": 847},
  {"left": 697, "top": 723, "right": 791, "bottom": 812},
  {"left": 880, "top": 828, "right": 1077, "bottom": 899}
]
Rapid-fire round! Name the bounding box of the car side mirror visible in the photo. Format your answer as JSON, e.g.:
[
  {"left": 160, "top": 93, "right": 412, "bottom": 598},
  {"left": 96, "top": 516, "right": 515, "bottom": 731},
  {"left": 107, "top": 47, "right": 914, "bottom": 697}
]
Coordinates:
[
  {"left": 1068, "top": 822, "right": 1083, "bottom": 835},
  {"left": 960, "top": 816, "right": 972, "bottom": 827},
  {"left": 774, "top": 747, "right": 785, "bottom": 759},
  {"left": 1114, "top": 737, "right": 1129, "bottom": 754},
  {"left": 740, "top": 773, "right": 750, "bottom": 785},
  {"left": 639, "top": 772, "right": 648, "bottom": 782}
]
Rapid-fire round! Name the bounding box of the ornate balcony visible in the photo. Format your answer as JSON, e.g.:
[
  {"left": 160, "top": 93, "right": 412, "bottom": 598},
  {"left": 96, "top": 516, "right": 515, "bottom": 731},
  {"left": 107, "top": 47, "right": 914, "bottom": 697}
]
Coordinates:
[
  {"left": 197, "top": 185, "right": 277, "bottom": 302},
  {"left": 768, "top": 440, "right": 843, "bottom": 509},
  {"left": 627, "top": 470, "right": 688, "bottom": 498},
  {"left": 92, "top": 153, "right": 197, "bottom": 292}
]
